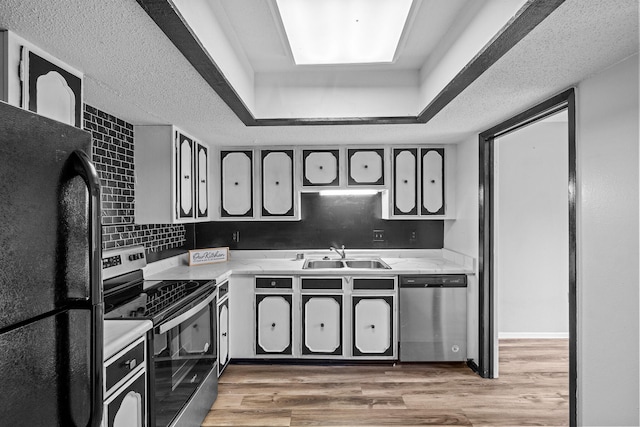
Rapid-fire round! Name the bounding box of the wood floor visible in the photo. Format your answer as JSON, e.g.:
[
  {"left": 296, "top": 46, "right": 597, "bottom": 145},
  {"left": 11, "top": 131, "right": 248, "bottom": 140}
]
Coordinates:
[{"left": 202, "top": 339, "right": 569, "bottom": 426}]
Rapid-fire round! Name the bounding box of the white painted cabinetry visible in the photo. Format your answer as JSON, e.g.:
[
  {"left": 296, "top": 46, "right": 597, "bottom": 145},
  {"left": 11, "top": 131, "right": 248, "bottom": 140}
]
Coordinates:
[
  {"left": 350, "top": 278, "right": 396, "bottom": 359},
  {"left": 134, "top": 125, "right": 209, "bottom": 223},
  {"left": 217, "top": 281, "right": 230, "bottom": 376},
  {"left": 103, "top": 336, "right": 148, "bottom": 427},
  {"left": 347, "top": 148, "right": 385, "bottom": 186},
  {"left": 220, "top": 150, "right": 253, "bottom": 218},
  {"left": 385, "top": 146, "right": 455, "bottom": 219},
  {"left": 302, "top": 149, "right": 340, "bottom": 187},
  {"left": 301, "top": 278, "right": 344, "bottom": 357},
  {"left": 261, "top": 150, "right": 296, "bottom": 218},
  {"left": 255, "top": 277, "right": 294, "bottom": 355}
]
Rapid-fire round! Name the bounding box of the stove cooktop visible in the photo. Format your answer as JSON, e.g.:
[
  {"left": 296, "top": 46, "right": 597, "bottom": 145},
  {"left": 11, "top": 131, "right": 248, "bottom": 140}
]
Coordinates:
[{"left": 104, "top": 279, "right": 215, "bottom": 321}]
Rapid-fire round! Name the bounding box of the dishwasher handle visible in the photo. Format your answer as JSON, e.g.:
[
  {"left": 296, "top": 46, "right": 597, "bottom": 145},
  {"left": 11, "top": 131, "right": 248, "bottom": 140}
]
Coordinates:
[{"left": 399, "top": 275, "right": 467, "bottom": 287}]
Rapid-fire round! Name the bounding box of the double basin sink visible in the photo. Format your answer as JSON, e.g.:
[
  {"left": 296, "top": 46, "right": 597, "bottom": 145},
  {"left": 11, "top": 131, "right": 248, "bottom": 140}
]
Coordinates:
[{"left": 303, "top": 258, "right": 391, "bottom": 270}]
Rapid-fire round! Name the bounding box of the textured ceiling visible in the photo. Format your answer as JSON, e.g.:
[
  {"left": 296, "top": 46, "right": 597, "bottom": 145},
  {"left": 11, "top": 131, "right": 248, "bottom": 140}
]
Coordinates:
[{"left": 0, "top": 0, "right": 637, "bottom": 147}]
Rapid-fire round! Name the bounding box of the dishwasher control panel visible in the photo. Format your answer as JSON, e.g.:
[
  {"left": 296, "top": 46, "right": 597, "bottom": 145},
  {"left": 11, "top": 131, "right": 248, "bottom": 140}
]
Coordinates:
[{"left": 400, "top": 275, "right": 467, "bottom": 287}]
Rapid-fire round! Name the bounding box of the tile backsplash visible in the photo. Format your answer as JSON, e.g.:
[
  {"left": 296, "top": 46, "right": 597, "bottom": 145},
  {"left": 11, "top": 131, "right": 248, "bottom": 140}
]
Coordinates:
[{"left": 84, "top": 104, "right": 186, "bottom": 253}]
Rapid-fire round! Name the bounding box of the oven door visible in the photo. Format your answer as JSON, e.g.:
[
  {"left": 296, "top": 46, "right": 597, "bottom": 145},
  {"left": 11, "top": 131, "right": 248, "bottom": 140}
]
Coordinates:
[{"left": 152, "top": 288, "right": 217, "bottom": 427}]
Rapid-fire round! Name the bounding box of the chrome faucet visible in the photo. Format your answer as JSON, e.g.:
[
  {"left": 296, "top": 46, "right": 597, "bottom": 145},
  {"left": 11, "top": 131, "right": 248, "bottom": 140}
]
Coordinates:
[{"left": 329, "top": 245, "right": 346, "bottom": 259}]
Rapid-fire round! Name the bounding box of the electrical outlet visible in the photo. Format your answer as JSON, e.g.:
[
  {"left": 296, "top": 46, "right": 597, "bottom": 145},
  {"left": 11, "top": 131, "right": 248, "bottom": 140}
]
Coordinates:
[
  {"left": 373, "top": 229, "right": 385, "bottom": 242},
  {"left": 410, "top": 230, "right": 417, "bottom": 242},
  {"left": 232, "top": 231, "right": 240, "bottom": 243}
]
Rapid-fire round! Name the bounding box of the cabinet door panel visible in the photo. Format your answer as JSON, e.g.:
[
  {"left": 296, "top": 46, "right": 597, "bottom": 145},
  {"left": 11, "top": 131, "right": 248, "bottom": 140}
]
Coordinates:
[
  {"left": 262, "top": 150, "right": 294, "bottom": 216},
  {"left": 348, "top": 149, "right": 384, "bottom": 185},
  {"left": 197, "top": 143, "right": 208, "bottom": 218},
  {"left": 256, "top": 295, "right": 292, "bottom": 354},
  {"left": 176, "top": 133, "right": 194, "bottom": 219},
  {"left": 421, "top": 148, "right": 445, "bottom": 215},
  {"left": 217, "top": 299, "right": 229, "bottom": 376},
  {"left": 352, "top": 296, "right": 393, "bottom": 357},
  {"left": 221, "top": 151, "right": 253, "bottom": 217},
  {"left": 302, "top": 295, "right": 342, "bottom": 355},
  {"left": 303, "top": 150, "right": 339, "bottom": 186},
  {"left": 393, "top": 149, "right": 417, "bottom": 215},
  {"left": 105, "top": 370, "right": 146, "bottom": 427}
]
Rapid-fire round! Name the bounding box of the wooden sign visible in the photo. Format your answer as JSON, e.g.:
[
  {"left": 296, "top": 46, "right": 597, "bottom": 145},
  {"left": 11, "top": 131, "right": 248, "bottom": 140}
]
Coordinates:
[{"left": 188, "top": 247, "right": 229, "bottom": 266}]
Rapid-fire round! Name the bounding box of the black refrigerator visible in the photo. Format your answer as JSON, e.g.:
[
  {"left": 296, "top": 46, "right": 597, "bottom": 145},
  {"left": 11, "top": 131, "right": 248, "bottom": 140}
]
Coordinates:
[{"left": 0, "top": 101, "right": 103, "bottom": 426}]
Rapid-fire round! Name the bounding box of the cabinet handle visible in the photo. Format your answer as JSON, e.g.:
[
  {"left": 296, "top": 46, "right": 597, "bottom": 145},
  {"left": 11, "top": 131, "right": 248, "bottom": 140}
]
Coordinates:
[
  {"left": 403, "top": 179, "right": 408, "bottom": 184},
  {"left": 370, "top": 325, "right": 376, "bottom": 329},
  {"left": 275, "top": 181, "right": 280, "bottom": 185},
  {"left": 364, "top": 164, "right": 368, "bottom": 169},
  {"left": 222, "top": 332, "right": 227, "bottom": 337},
  {"left": 320, "top": 323, "right": 325, "bottom": 328},
  {"left": 234, "top": 182, "right": 239, "bottom": 186},
  {"left": 123, "top": 358, "right": 137, "bottom": 370},
  {"left": 430, "top": 179, "right": 436, "bottom": 183},
  {"left": 201, "top": 179, "right": 206, "bottom": 183},
  {"left": 271, "top": 322, "right": 276, "bottom": 328},
  {"left": 319, "top": 165, "right": 324, "bottom": 170},
  {"left": 270, "top": 281, "right": 277, "bottom": 287},
  {"left": 184, "top": 175, "right": 190, "bottom": 179}
]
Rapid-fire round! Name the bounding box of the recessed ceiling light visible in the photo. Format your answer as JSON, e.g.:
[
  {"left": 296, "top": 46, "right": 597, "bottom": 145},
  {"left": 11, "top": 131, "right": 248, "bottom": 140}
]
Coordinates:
[{"left": 276, "top": 0, "right": 414, "bottom": 65}]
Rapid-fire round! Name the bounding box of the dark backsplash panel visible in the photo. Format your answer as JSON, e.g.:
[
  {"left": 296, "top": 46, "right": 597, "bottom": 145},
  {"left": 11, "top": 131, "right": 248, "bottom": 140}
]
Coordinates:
[{"left": 195, "top": 193, "right": 443, "bottom": 250}]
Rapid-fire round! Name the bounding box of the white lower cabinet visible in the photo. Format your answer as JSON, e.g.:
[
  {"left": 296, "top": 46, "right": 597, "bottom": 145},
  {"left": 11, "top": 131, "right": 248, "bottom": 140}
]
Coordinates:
[
  {"left": 301, "top": 294, "right": 343, "bottom": 356},
  {"left": 256, "top": 294, "right": 293, "bottom": 354},
  {"left": 230, "top": 275, "right": 398, "bottom": 361},
  {"left": 103, "top": 337, "right": 148, "bottom": 427},
  {"left": 217, "top": 281, "right": 230, "bottom": 376},
  {"left": 352, "top": 296, "right": 394, "bottom": 357}
]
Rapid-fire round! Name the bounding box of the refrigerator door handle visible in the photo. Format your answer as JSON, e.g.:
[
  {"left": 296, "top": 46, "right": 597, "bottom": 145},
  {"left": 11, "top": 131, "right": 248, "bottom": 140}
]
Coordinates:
[
  {"left": 69, "top": 149, "right": 102, "bottom": 306},
  {"left": 69, "top": 149, "right": 104, "bottom": 427}
]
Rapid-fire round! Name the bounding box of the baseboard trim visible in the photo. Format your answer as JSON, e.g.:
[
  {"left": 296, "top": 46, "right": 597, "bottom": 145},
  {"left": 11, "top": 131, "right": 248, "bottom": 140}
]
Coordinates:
[{"left": 499, "top": 332, "right": 569, "bottom": 339}]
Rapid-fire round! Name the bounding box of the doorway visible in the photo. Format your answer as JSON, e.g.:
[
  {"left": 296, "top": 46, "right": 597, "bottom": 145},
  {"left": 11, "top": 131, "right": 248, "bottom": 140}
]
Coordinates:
[{"left": 477, "top": 89, "right": 577, "bottom": 425}]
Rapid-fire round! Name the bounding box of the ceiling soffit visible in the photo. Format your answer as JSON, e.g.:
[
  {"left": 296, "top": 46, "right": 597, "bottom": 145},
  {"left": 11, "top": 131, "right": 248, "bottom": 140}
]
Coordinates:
[{"left": 135, "top": 0, "right": 566, "bottom": 126}]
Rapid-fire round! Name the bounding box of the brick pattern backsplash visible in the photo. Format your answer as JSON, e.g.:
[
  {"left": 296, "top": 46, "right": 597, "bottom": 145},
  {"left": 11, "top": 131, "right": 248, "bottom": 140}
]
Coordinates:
[{"left": 84, "top": 104, "right": 186, "bottom": 252}]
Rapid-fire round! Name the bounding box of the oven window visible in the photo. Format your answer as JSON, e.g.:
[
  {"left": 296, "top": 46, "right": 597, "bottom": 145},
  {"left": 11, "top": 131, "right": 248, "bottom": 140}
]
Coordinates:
[{"left": 153, "top": 303, "right": 216, "bottom": 427}]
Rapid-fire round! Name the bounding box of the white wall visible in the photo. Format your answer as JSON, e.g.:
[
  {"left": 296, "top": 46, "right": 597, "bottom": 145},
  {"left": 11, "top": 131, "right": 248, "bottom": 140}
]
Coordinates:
[
  {"left": 576, "top": 54, "right": 639, "bottom": 426},
  {"left": 495, "top": 120, "right": 569, "bottom": 337},
  {"left": 255, "top": 70, "right": 419, "bottom": 119},
  {"left": 444, "top": 134, "right": 479, "bottom": 362}
]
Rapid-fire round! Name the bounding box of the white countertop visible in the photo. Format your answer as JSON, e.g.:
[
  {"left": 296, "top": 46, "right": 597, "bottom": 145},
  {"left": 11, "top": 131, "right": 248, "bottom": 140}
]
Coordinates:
[
  {"left": 104, "top": 319, "right": 153, "bottom": 360},
  {"left": 145, "top": 249, "right": 475, "bottom": 283}
]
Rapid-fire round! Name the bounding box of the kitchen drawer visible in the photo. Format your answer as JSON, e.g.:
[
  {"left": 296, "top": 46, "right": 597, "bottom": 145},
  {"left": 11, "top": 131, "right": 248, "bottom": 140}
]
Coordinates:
[
  {"left": 218, "top": 281, "right": 229, "bottom": 299},
  {"left": 301, "top": 278, "right": 343, "bottom": 290},
  {"left": 105, "top": 338, "right": 145, "bottom": 393},
  {"left": 256, "top": 277, "right": 293, "bottom": 289},
  {"left": 352, "top": 278, "right": 395, "bottom": 290}
]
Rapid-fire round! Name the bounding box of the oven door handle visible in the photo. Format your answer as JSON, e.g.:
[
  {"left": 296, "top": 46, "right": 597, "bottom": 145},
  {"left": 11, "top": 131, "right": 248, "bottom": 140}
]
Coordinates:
[{"left": 159, "top": 291, "right": 216, "bottom": 334}]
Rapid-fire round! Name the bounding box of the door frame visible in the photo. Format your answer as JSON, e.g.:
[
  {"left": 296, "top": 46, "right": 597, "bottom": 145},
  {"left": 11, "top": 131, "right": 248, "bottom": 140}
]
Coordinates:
[{"left": 477, "top": 88, "right": 576, "bottom": 426}]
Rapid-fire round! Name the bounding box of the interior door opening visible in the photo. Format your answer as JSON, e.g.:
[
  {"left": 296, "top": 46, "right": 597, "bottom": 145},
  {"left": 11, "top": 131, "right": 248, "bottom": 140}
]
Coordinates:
[{"left": 478, "top": 89, "right": 577, "bottom": 426}]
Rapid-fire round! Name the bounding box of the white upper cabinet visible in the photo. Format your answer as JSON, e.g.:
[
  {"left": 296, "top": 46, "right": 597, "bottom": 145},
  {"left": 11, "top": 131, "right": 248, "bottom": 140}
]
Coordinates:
[
  {"left": 347, "top": 148, "right": 385, "bottom": 186},
  {"left": 393, "top": 148, "right": 418, "bottom": 215},
  {"left": 134, "top": 125, "right": 209, "bottom": 224},
  {"left": 261, "top": 150, "right": 295, "bottom": 217},
  {"left": 220, "top": 150, "right": 253, "bottom": 218},
  {"left": 385, "top": 146, "right": 455, "bottom": 219},
  {"left": 1, "top": 30, "right": 83, "bottom": 128},
  {"left": 302, "top": 149, "right": 340, "bottom": 187},
  {"left": 421, "top": 148, "right": 444, "bottom": 215},
  {"left": 197, "top": 144, "right": 209, "bottom": 218}
]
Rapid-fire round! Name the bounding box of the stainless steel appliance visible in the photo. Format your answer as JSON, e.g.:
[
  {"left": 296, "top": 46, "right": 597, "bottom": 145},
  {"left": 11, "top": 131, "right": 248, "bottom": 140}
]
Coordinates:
[
  {"left": 0, "top": 102, "right": 103, "bottom": 426},
  {"left": 102, "top": 246, "right": 218, "bottom": 427},
  {"left": 399, "top": 275, "right": 467, "bottom": 362}
]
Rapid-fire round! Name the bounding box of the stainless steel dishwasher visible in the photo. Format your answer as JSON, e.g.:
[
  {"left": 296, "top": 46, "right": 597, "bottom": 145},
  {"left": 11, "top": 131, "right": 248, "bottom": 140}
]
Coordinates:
[{"left": 399, "top": 275, "right": 467, "bottom": 362}]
